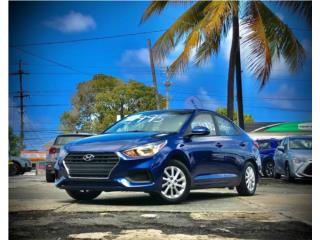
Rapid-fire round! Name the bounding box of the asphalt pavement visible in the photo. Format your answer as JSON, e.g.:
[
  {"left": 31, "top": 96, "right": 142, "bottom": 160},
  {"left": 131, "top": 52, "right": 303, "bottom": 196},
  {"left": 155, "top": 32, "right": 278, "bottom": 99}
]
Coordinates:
[{"left": 9, "top": 174, "right": 312, "bottom": 239}]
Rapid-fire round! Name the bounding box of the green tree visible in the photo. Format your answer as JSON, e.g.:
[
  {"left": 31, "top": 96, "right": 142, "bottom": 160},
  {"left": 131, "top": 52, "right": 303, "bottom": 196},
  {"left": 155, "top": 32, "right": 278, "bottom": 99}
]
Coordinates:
[
  {"left": 60, "top": 74, "right": 165, "bottom": 132},
  {"left": 9, "top": 126, "right": 21, "bottom": 156},
  {"left": 216, "top": 107, "right": 254, "bottom": 123},
  {"left": 141, "top": 1, "right": 310, "bottom": 126}
]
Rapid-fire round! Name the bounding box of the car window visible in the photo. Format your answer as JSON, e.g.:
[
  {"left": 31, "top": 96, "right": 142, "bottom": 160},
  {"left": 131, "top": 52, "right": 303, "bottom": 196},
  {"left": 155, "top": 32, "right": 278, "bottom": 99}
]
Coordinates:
[
  {"left": 190, "top": 113, "right": 216, "bottom": 136},
  {"left": 214, "top": 115, "right": 238, "bottom": 136},
  {"left": 289, "top": 138, "right": 312, "bottom": 150},
  {"left": 258, "top": 141, "right": 271, "bottom": 149}
]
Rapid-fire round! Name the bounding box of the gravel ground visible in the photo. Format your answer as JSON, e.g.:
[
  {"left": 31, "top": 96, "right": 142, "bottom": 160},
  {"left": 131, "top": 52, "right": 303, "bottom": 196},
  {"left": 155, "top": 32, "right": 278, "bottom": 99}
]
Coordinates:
[{"left": 9, "top": 175, "right": 312, "bottom": 239}]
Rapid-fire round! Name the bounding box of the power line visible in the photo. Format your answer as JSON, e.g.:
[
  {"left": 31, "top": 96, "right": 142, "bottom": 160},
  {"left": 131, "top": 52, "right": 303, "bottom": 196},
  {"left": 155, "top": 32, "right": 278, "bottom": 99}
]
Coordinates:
[
  {"left": 10, "top": 29, "right": 167, "bottom": 48},
  {"left": 12, "top": 47, "right": 91, "bottom": 76}
]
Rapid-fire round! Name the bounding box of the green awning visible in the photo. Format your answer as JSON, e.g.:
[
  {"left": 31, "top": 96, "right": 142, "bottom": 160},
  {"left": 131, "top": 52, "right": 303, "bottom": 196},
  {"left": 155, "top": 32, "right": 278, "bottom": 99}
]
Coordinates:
[{"left": 264, "top": 122, "right": 312, "bottom": 132}]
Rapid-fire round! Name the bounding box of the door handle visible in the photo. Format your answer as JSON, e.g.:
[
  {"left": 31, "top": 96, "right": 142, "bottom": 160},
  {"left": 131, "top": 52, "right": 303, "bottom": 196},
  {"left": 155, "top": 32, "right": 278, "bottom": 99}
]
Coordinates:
[
  {"left": 240, "top": 142, "right": 246, "bottom": 147},
  {"left": 216, "top": 142, "right": 223, "bottom": 148}
]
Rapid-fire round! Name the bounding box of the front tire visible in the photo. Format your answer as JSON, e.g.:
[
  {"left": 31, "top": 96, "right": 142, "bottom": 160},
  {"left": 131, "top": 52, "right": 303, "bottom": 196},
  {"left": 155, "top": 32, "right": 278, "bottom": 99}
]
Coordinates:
[
  {"left": 285, "top": 163, "right": 295, "bottom": 182},
  {"left": 151, "top": 160, "right": 191, "bottom": 204},
  {"left": 66, "top": 190, "right": 101, "bottom": 201},
  {"left": 237, "top": 162, "right": 257, "bottom": 196},
  {"left": 12, "top": 162, "right": 21, "bottom": 175}
]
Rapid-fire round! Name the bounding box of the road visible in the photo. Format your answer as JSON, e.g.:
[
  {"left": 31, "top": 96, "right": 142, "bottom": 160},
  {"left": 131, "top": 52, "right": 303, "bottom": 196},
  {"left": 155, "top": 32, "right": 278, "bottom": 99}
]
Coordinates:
[{"left": 9, "top": 175, "right": 312, "bottom": 239}]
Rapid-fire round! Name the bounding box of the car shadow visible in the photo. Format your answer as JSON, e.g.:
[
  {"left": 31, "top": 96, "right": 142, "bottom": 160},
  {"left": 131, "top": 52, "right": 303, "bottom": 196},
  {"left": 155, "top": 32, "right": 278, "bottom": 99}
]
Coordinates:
[{"left": 60, "top": 191, "right": 239, "bottom": 206}]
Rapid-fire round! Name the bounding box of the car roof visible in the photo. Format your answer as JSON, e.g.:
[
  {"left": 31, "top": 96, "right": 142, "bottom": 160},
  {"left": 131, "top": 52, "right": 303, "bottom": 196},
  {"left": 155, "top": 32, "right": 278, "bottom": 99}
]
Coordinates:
[
  {"left": 55, "top": 133, "right": 92, "bottom": 138},
  {"left": 137, "top": 109, "right": 219, "bottom": 114},
  {"left": 287, "top": 135, "right": 312, "bottom": 139}
]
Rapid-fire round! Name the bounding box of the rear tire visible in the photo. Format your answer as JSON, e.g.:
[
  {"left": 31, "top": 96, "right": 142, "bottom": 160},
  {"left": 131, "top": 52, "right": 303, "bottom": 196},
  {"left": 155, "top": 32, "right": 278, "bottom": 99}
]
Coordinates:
[
  {"left": 153, "top": 160, "right": 191, "bottom": 204},
  {"left": 263, "top": 160, "right": 274, "bottom": 178},
  {"left": 237, "top": 162, "right": 257, "bottom": 196},
  {"left": 46, "top": 170, "right": 55, "bottom": 182},
  {"left": 66, "top": 190, "right": 101, "bottom": 201}
]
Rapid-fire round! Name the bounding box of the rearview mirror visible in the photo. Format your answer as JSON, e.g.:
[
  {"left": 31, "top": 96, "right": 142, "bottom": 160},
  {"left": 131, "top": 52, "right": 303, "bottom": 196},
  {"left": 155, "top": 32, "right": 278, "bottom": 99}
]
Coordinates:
[{"left": 190, "top": 126, "right": 210, "bottom": 136}]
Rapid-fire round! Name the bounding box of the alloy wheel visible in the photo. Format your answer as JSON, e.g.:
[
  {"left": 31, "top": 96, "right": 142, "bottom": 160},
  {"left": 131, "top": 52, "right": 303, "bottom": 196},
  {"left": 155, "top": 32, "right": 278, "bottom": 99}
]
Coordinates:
[
  {"left": 161, "top": 166, "right": 186, "bottom": 199},
  {"left": 264, "top": 161, "right": 274, "bottom": 177},
  {"left": 245, "top": 166, "right": 256, "bottom": 192}
]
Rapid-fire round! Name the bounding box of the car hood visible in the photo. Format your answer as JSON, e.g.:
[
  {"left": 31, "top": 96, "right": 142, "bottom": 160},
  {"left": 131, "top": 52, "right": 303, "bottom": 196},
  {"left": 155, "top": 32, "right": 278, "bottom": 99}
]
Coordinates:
[
  {"left": 289, "top": 149, "right": 312, "bottom": 160},
  {"left": 64, "top": 132, "right": 171, "bottom": 153}
]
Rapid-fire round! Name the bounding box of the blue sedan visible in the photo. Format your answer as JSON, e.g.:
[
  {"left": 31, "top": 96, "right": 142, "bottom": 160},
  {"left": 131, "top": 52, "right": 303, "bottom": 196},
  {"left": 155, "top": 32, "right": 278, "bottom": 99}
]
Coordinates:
[{"left": 55, "top": 109, "right": 261, "bottom": 204}]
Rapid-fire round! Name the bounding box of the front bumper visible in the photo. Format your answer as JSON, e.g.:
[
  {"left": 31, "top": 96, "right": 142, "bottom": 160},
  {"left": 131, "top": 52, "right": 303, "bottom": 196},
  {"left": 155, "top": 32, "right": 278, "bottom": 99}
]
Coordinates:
[
  {"left": 292, "top": 160, "right": 312, "bottom": 178},
  {"left": 54, "top": 152, "right": 167, "bottom": 192}
]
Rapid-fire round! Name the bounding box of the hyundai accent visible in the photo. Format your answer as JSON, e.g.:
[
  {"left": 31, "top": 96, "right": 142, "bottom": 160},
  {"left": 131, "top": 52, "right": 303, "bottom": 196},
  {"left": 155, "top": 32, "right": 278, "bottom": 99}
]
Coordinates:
[{"left": 55, "top": 109, "right": 261, "bottom": 204}]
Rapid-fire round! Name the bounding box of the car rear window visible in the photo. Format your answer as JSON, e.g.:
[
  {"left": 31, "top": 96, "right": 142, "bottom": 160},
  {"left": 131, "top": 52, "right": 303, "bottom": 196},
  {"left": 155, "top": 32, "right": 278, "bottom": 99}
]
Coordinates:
[
  {"left": 54, "top": 136, "right": 89, "bottom": 145},
  {"left": 257, "top": 141, "right": 271, "bottom": 149}
]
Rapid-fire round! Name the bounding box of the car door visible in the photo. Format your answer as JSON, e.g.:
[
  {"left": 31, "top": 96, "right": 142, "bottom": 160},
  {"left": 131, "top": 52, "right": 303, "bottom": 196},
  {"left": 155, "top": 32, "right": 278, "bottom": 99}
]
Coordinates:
[
  {"left": 212, "top": 114, "right": 244, "bottom": 185},
  {"left": 275, "top": 138, "right": 287, "bottom": 174},
  {"left": 182, "top": 112, "right": 225, "bottom": 186}
]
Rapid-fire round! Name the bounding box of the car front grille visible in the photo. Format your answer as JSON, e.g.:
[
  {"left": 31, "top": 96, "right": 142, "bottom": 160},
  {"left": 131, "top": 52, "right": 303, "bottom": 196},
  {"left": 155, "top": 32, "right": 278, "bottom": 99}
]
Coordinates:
[
  {"left": 304, "top": 163, "right": 312, "bottom": 176},
  {"left": 64, "top": 152, "right": 119, "bottom": 178}
]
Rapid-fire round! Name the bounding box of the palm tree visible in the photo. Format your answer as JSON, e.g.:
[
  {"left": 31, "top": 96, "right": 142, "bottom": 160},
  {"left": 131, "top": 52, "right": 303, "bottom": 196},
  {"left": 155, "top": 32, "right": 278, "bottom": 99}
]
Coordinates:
[{"left": 141, "top": 1, "right": 311, "bottom": 128}]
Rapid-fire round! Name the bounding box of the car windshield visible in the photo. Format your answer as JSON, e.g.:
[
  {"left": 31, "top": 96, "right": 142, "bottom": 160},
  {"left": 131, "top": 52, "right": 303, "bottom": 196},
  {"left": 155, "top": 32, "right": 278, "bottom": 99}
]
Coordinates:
[
  {"left": 54, "top": 136, "right": 89, "bottom": 146},
  {"left": 105, "top": 111, "right": 191, "bottom": 133},
  {"left": 289, "top": 138, "right": 312, "bottom": 150}
]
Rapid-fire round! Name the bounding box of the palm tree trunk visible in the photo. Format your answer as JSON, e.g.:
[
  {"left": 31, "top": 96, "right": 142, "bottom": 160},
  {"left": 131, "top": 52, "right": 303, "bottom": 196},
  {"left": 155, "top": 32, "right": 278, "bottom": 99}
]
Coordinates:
[
  {"left": 234, "top": 13, "right": 245, "bottom": 129},
  {"left": 227, "top": 14, "right": 238, "bottom": 120}
]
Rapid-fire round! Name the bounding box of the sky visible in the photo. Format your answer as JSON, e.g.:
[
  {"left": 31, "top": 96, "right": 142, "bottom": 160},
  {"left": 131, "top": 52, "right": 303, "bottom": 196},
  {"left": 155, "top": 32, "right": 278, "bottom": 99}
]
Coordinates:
[{"left": 9, "top": 1, "right": 312, "bottom": 150}]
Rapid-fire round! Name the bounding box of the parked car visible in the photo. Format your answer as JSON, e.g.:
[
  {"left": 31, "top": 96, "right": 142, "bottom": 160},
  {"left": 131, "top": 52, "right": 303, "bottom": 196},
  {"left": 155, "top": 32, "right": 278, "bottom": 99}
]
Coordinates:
[
  {"left": 274, "top": 136, "right": 312, "bottom": 181},
  {"left": 9, "top": 156, "right": 32, "bottom": 176},
  {"left": 256, "top": 138, "right": 282, "bottom": 177},
  {"left": 46, "top": 133, "right": 92, "bottom": 182},
  {"left": 55, "top": 109, "right": 262, "bottom": 204}
]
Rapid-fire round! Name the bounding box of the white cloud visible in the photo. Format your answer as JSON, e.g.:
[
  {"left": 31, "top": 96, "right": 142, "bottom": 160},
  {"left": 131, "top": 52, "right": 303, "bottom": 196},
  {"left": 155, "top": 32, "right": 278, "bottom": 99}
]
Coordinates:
[
  {"left": 120, "top": 48, "right": 150, "bottom": 66},
  {"left": 44, "top": 11, "right": 96, "bottom": 33},
  {"left": 196, "top": 87, "right": 220, "bottom": 110}
]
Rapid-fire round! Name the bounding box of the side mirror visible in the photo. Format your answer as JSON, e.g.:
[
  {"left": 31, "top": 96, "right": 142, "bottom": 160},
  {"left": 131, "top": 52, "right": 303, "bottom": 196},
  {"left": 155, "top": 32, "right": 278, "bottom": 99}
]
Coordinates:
[
  {"left": 190, "top": 126, "right": 210, "bottom": 136},
  {"left": 277, "top": 146, "right": 285, "bottom": 152}
]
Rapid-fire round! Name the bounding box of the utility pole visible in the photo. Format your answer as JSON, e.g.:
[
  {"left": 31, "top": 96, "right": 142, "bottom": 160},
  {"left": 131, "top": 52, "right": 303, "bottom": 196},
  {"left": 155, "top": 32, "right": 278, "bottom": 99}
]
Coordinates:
[
  {"left": 164, "top": 67, "right": 171, "bottom": 110},
  {"left": 11, "top": 60, "right": 29, "bottom": 149},
  {"left": 147, "top": 39, "right": 160, "bottom": 109}
]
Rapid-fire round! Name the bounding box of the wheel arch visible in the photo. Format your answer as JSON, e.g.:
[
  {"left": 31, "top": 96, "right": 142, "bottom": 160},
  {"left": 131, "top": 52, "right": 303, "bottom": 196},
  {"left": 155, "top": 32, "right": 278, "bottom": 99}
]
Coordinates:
[{"left": 165, "top": 150, "right": 191, "bottom": 171}]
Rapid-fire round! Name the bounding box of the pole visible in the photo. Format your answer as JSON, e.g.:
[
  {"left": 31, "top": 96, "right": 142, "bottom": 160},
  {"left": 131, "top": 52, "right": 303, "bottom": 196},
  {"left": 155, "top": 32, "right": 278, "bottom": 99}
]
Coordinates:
[
  {"left": 19, "top": 60, "right": 24, "bottom": 148},
  {"left": 147, "top": 39, "right": 160, "bottom": 109},
  {"left": 11, "top": 60, "right": 29, "bottom": 149},
  {"left": 165, "top": 67, "right": 171, "bottom": 109}
]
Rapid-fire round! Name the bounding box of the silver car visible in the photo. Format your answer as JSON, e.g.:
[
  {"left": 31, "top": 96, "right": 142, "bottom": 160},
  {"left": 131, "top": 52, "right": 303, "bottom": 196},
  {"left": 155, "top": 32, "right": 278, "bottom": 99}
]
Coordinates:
[{"left": 274, "top": 136, "right": 312, "bottom": 181}]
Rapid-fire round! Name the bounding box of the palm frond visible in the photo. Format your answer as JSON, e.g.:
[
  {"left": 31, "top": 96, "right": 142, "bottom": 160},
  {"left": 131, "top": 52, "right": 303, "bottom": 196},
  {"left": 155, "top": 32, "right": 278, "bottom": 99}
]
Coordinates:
[
  {"left": 152, "top": 1, "right": 210, "bottom": 63},
  {"left": 141, "top": 0, "right": 192, "bottom": 23},
  {"left": 141, "top": 1, "right": 169, "bottom": 23},
  {"left": 241, "top": 1, "right": 273, "bottom": 86},
  {"left": 193, "top": 1, "right": 233, "bottom": 66},
  {"left": 241, "top": 1, "right": 305, "bottom": 87},
  {"left": 169, "top": 28, "right": 201, "bottom": 73},
  {"left": 277, "top": 1, "right": 311, "bottom": 25}
]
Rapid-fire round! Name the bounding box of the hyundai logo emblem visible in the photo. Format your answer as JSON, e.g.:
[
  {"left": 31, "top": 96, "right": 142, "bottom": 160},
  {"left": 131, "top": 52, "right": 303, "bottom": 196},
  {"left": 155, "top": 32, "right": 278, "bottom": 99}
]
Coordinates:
[{"left": 83, "top": 154, "right": 95, "bottom": 161}]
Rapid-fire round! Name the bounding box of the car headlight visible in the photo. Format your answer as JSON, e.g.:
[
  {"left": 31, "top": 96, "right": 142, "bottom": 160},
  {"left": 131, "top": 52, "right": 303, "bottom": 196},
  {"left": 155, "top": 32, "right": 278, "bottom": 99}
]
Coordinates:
[
  {"left": 58, "top": 147, "right": 68, "bottom": 160},
  {"left": 122, "top": 140, "right": 167, "bottom": 158},
  {"left": 293, "top": 158, "right": 307, "bottom": 164}
]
